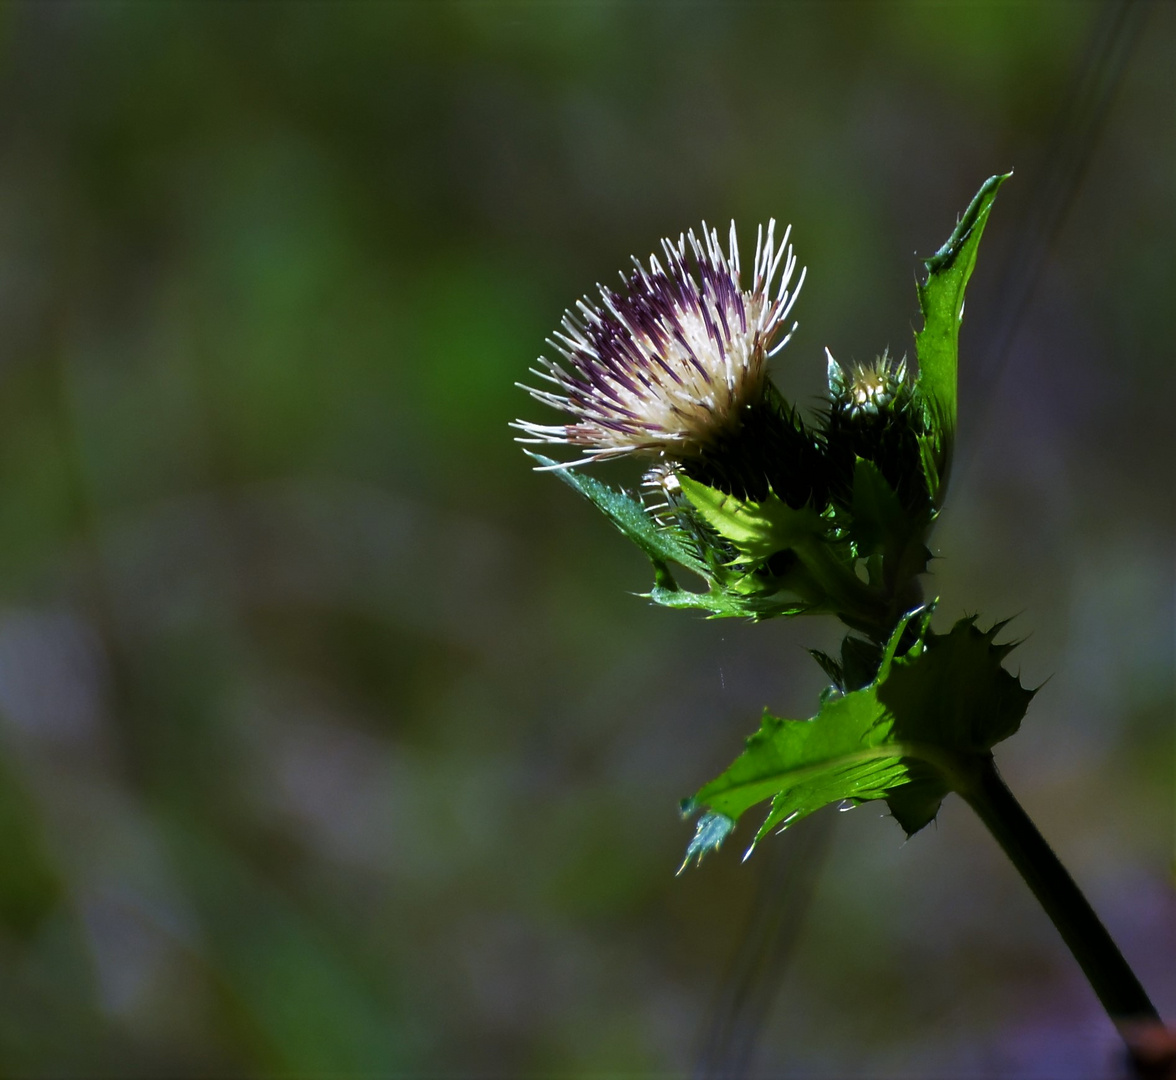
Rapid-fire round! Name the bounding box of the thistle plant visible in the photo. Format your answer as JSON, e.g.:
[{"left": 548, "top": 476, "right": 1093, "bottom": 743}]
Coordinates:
[{"left": 515, "top": 176, "right": 1164, "bottom": 1050}]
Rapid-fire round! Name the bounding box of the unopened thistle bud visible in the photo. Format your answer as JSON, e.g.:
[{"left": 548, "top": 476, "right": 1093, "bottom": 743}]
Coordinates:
[
  {"left": 827, "top": 350, "right": 910, "bottom": 418},
  {"left": 824, "top": 348, "right": 928, "bottom": 512}
]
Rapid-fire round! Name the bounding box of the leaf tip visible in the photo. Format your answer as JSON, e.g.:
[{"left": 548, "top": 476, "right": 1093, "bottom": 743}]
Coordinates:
[
  {"left": 522, "top": 449, "right": 559, "bottom": 471},
  {"left": 678, "top": 810, "right": 735, "bottom": 874}
]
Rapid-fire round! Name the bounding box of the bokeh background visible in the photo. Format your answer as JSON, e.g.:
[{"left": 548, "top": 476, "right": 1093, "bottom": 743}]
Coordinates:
[{"left": 0, "top": 1, "right": 1171, "bottom": 1076}]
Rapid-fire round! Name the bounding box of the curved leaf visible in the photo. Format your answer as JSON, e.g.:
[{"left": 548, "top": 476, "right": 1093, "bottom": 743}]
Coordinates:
[{"left": 914, "top": 173, "right": 1010, "bottom": 490}]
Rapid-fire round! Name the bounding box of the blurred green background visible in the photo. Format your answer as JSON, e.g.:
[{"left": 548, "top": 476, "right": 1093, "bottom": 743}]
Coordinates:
[{"left": 0, "top": 1, "right": 1170, "bottom": 1075}]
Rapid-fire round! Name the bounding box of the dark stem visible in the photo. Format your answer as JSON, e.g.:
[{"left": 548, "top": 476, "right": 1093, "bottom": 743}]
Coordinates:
[{"left": 959, "top": 754, "right": 1159, "bottom": 1027}]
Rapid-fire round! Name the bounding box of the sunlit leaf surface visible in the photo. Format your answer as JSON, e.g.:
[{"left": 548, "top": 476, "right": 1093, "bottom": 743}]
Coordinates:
[{"left": 682, "top": 611, "right": 1036, "bottom": 862}]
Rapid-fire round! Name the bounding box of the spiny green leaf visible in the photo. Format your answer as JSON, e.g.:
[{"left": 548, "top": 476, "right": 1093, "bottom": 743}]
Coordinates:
[
  {"left": 878, "top": 615, "right": 1036, "bottom": 755},
  {"left": 527, "top": 453, "right": 706, "bottom": 579},
  {"left": 677, "top": 477, "right": 825, "bottom": 564},
  {"left": 878, "top": 615, "right": 1035, "bottom": 835},
  {"left": 682, "top": 612, "right": 924, "bottom": 858},
  {"left": 885, "top": 769, "right": 950, "bottom": 837},
  {"left": 914, "top": 172, "right": 1010, "bottom": 475},
  {"left": 682, "top": 610, "right": 1036, "bottom": 859}
]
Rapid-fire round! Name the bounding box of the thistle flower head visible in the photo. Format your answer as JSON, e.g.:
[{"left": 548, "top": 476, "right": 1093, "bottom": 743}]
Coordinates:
[{"left": 514, "top": 220, "right": 805, "bottom": 465}]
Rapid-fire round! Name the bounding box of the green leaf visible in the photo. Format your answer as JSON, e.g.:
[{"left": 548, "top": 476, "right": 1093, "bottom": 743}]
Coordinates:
[
  {"left": 723, "top": 698, "right": 906, "bottom": 851},
  {"left": 884, "top": 770, "right": 950, "bottom": 837},
  {"left": 681, "top": 612, "right": 922, "bottom": 863},
  {"left": 677, "top": 476, "right": 824, "bottom": 564},
  {"left": 682, "top": 610, "right": 1037, "bottom": 860},
  {"left": 877, "top": 615, "right": 1036, "bottom": 755},
  {"left": 878, "top": 615, "right": 1035, "bottom": 835},
  {"left": 914, "top": 173, "right": 1010, "bottom": 469},
  {"left": 850, "top": 458, "right": 935, "bottom": 592},
  {"left": 527, "top": 453, "right": 706, "bottom": 581},
  {"left": 849, "top": 458, "right": 907, "bottom": 559}
]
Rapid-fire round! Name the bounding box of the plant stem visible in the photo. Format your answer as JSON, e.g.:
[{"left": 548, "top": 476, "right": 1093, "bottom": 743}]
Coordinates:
[{"left": 959, "top": 754, "right": 1159, "bottom": 1027}]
